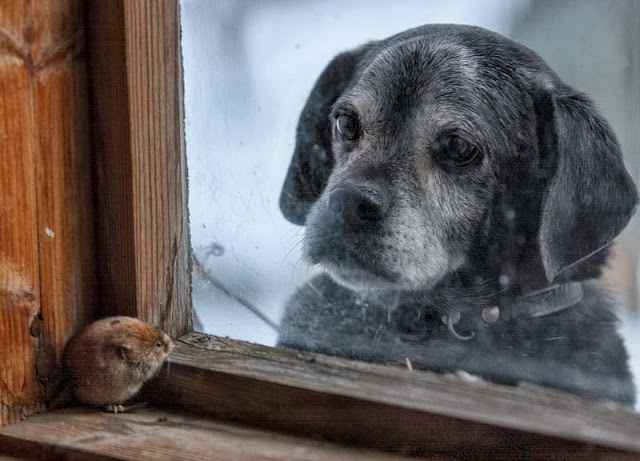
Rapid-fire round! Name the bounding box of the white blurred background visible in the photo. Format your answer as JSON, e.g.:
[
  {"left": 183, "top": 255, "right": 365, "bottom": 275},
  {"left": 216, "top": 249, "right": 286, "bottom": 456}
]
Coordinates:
[{"left": 180, "top": 0, "right": 640, "bottom": 405}]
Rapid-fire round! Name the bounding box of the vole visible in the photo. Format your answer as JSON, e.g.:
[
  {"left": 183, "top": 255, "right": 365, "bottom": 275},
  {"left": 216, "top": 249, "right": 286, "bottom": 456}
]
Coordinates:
[{"left": 49, "top": 316, "right": 174, "bottom": 412}]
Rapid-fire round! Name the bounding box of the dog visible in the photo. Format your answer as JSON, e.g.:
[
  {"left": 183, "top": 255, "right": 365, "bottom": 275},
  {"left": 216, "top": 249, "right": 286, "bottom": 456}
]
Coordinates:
[{"left": 277, "top": 24, "right": 638, "bottom": 405}]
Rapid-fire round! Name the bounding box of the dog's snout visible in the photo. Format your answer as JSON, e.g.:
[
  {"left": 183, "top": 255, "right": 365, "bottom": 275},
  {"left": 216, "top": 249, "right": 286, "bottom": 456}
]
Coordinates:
[{"left": 328, "top": 187, "right": 389, "bottom": 229}]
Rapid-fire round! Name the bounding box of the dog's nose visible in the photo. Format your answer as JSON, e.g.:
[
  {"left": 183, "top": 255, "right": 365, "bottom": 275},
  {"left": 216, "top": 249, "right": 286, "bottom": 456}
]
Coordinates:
[{"left": 328, "top": 187, "right": 389, "bottom": 229}]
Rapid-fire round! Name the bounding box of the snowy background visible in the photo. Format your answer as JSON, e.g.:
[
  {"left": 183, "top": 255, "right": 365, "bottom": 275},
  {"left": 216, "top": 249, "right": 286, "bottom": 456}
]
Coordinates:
[{"left": 180, "top": 0, "right": 640, "bottom": 407}]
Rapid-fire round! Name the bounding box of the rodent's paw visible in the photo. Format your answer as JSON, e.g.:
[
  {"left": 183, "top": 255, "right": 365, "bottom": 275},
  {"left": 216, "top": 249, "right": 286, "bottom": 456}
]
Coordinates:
[
  {"left": 106, "top": 404, "right": 125, "bottom": 414},
  {"left": 105, "top": 402, "right": 149, "bottom": 414}
]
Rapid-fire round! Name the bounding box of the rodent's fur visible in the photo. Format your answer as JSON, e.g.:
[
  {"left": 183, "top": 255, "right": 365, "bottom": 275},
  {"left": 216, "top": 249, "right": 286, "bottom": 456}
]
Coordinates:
[{"left": 49, "top": 316, "right": 173, "bottom": 408}]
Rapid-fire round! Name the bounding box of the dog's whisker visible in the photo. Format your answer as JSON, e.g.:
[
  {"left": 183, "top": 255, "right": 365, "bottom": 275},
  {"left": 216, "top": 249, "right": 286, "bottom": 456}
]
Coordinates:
[
  {"left": 307, "top": 279, "right": 329, "bottom": 304},
  {"left": 371, "top": 324, "right": 386, "bottom": 348},
  {"left": 282, "top": 236, "right": 306, "bottom": 263}
]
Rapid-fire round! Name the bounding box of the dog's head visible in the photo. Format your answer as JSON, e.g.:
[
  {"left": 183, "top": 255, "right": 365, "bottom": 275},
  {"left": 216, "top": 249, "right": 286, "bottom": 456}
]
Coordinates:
[{"left": 280, "top": 24, "right": 637, "bottom": 293}]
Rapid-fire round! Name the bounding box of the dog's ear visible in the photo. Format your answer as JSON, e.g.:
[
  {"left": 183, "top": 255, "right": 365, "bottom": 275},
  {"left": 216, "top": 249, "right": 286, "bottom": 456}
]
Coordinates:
[
  {"left": 536, "top": 89, "right": 638, "bottom": 281},
  {"left": 279, "top": 44, "right": 374, "bottom": 225}
]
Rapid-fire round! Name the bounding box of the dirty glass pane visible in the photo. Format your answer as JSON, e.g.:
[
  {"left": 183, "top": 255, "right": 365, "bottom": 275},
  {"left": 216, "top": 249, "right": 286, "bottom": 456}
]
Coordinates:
[{"left": 181, "top": 0, "right": 640, "bottom": 409}]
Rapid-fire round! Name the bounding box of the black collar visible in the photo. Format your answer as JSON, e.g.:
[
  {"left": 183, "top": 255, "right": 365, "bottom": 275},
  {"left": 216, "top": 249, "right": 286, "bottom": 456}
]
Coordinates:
[
  {"left": 504, "top": 282, "right": 584, "bottom": 320},
  {"left": 443, "top": 282, "right": 584, "bottom": 340}
]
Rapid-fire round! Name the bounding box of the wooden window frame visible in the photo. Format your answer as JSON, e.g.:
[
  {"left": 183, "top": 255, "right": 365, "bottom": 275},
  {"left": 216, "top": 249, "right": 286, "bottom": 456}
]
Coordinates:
[{"left": 1, "top": 0, "right": 640, "bottom": 458}]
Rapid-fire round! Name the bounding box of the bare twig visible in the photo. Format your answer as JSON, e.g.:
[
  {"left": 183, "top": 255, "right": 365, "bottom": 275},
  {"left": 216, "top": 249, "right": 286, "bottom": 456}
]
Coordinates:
[{"left": 192, "top": 252, "right": 280, "bottom": 333}]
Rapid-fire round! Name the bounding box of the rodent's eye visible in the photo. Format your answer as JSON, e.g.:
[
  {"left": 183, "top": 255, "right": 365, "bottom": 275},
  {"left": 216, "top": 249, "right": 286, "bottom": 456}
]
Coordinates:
[
  {"left": 431, "top": 132, "right": 482, "bottom": 170},
  {"left": 156, "top": 340, "right": 163, "bottom": 348},
  {"left": 335, "top": 113, "right": 360, "bottom": 142},
  {"left": 117, "top": 346, "right": 130, "bottom": 360}
]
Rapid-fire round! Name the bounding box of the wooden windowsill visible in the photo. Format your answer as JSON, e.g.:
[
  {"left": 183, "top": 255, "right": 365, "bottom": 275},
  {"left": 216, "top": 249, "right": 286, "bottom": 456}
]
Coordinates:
[
  {"left": 142, "top": 333, "right": 640, "bottom": 458},
  {"left": 2, "top": 333, "right": 640, "bottom": 459},
  {"left": 0, "top": 407, "right": 410, "bottom": 461}
]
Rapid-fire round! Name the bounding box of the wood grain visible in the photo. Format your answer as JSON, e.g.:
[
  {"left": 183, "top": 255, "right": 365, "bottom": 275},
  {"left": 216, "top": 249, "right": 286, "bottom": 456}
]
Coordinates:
[
  {"left": 0, "top": 408, "right": 412, "bottom": 461},
  {"left": 88, "top": 0, "right": 190, "bottom": 337},
  {"left": 0, "top": 0, "right": 95, "bottom": 426},
  {"left": 145, "top": 334, "right": 640, "bottom": 459}
]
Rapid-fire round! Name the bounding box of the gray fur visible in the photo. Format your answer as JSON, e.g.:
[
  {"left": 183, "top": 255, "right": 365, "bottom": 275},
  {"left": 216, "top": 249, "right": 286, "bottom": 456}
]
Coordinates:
[{"left": 278, "top": 24, "right": 638, "bottom": 405}]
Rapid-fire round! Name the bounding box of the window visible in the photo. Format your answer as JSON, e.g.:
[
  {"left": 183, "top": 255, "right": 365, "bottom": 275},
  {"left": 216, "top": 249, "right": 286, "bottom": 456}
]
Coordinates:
[
  {"left": 1, "top": 0, "right": 640, "bottom": 458},
  {"left": 183, "top": 0, "right": 640, "bottom": 409}
]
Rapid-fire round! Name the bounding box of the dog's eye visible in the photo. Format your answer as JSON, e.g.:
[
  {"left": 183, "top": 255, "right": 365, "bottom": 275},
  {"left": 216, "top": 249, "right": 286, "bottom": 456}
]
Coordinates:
[
  {"left": 432, "top": 133, "right": 481, "bottom": 169},
  {"left": 335, "top": 114, "right": 360, "bottom": 142}
]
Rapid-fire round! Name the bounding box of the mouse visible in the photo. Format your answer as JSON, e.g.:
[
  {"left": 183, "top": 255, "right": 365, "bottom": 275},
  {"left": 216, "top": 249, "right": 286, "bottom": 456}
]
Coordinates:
[{"left": 48, "top": 316, "right": 174, "bottom": 412}]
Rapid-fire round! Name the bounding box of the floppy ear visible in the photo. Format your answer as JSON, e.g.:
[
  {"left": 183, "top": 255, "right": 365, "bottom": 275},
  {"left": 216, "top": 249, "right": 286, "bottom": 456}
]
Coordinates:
[
  {"left": 537, "top": 90, "right": 638, "bottom": 281},
  {"left": 279, "top": 44, "right": 374, "bottom": 225}
]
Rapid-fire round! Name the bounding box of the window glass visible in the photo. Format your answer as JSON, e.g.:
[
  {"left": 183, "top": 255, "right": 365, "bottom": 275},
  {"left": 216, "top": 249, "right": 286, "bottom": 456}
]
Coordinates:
[{"left": 181, "top": 0, "right": 640, "bottom": 409}]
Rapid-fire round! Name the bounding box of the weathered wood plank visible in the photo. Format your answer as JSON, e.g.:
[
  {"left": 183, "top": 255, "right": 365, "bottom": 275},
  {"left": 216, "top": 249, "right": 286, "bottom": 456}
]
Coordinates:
[
  {"left": 0, "top": 408, "right": 412, "bottom": 461},
  {"left": 0, "top": 56, "right": 41, "bottom": 425},
  {"left": 0, "top": 0, "right": 95, "bottom": 426},
  {"left": 123, "top": 0, "right": 189, "bottom": 335},
  {"left": 86, "top": 0, "right": 137, "bottom": 324},
  {"left": 145, "top": 334, "right": 640, "bottom": 459},
  {"left": 32, "top": 0, "right": 95, "bottom": 385},
  {"left": 86, "top": 0, "right": 136, "bottom": 320},
  {"left": 87, "top": 0, "right": 190, "bottom": 337}
]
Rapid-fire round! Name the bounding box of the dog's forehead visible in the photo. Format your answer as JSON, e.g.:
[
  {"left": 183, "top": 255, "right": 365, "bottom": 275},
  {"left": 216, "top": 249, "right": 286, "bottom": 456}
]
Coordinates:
[
  {"left": 349, "top": 38, "right": 505, "bottom": 119},
  {"left": 368, "top": 38, "right": 480, "bottom": 87},
  {"left": 335, "top": 33, "right": 553, "bottom": 150}
]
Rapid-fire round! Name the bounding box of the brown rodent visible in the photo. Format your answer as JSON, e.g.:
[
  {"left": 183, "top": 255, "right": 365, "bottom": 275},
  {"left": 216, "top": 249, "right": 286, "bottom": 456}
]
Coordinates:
[{"left": 50, "top": 316, "right": 174, "bottom": 409}]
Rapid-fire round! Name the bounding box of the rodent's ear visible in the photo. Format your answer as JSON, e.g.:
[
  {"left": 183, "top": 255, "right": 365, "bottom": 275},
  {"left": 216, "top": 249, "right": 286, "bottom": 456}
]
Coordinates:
[
  {"left": 279, "top": 43, "right": 375, "bottom": 225},
  {"left": 535, "top": 88, "right": 638, "bottom": 281}
]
